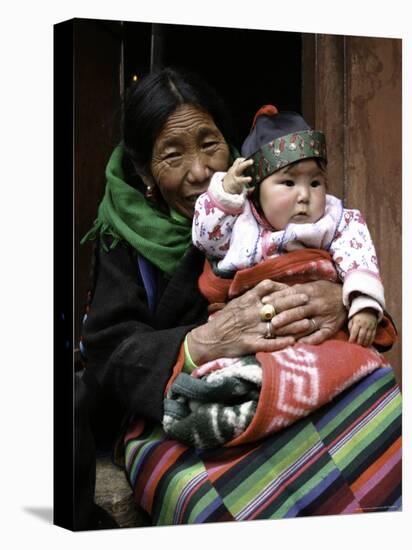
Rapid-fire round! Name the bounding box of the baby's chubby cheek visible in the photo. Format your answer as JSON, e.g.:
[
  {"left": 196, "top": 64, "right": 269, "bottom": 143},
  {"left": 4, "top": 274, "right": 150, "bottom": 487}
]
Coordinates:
[
  {"left": 272, "top": 195, "right": 293, "bottom": 210},
  {"left": 262, "top": 196, "right": 293, "bottom": 227}
]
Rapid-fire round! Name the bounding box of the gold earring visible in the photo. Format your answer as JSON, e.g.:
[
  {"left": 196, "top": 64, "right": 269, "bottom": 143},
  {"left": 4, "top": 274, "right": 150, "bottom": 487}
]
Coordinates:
[{"left": 145, "top": 185, "right": 154, "bottom": 199}]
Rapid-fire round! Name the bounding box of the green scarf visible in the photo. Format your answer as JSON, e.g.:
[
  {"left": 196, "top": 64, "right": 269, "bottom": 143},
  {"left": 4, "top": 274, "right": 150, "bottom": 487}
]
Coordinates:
[{"left": 81, "top": 145, "right": 192, "bottom": 276}]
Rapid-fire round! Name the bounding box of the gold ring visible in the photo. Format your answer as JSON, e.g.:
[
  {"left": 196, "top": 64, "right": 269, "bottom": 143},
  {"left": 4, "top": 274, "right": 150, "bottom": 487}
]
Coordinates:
[
  {"left": 260, "top": 303, "right": 276, "bottom": 322},
  {"left": 310, "top": 318, "right": 318, "bottom": 331},
  {"left": 265, "top": 322, "right": 274, "bottom": 339}
]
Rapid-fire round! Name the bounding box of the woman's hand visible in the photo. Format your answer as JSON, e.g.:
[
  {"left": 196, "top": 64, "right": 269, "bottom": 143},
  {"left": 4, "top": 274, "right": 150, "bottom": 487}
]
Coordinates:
[
  {"left": 187, "top": 279, "right": 310, "bottom": 365},
  {"left": 187, "top": 280, "right": 346, "bottom": 365},
  {"left": 269, "top": 280, "right": 347, "bottom": 344}
]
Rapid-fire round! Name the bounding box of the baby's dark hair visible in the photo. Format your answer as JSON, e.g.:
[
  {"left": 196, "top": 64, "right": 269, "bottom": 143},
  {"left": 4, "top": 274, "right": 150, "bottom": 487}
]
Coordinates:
[{"left": 313, "top": 157, "right": 328, "bottom": 177}]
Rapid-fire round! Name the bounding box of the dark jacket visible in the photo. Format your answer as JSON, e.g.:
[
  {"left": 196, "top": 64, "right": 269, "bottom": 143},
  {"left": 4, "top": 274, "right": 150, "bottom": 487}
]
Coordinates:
[{"left": 81, "top": 238, "right": 209, "bottom": 423}]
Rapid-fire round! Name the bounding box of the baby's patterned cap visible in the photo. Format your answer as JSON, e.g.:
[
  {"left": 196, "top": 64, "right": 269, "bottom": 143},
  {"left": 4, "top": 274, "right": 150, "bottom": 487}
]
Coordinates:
[{"left": 241, "top": 105, "right": 327, "bottom": 187}]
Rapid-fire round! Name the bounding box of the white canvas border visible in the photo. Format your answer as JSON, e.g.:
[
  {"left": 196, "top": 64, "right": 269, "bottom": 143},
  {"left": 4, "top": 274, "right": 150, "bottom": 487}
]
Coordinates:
[{"left": 1, "top": 0, "right": 409, "bottom": 547}]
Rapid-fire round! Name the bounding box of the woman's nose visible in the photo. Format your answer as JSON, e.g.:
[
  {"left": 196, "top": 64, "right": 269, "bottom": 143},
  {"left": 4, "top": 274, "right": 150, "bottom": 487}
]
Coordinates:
[{"left": 187, "top": 155, "right": 211, "bottom": 185}]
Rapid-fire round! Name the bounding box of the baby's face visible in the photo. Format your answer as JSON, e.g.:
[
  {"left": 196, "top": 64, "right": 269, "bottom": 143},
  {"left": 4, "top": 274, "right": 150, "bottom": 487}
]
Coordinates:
[{"left": 259, "top": 159, "right": 327, "bottom": 230}]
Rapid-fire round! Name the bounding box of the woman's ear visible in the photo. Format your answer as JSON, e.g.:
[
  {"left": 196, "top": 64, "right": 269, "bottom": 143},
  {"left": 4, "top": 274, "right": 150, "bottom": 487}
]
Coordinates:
[
  {"left": 140, "top": 172, "right": 157, "bottom": 199},
  {"left": 131, "top": 159, "right": 157, "bottom": 195},
  {"left": 132, "top": 160, "right": 165, "bottom": 208}
]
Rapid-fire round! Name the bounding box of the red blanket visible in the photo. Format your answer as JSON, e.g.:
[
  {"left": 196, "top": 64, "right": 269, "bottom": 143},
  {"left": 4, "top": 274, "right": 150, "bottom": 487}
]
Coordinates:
[
  {"left": 231, "top": 341, "right": 388, "bottom": 446},
  {"left": 198, "top": 249, "right": 395, "bottom": 349},
  {"left": 165, "top": 250, "right": 396, "bottom": 447}
]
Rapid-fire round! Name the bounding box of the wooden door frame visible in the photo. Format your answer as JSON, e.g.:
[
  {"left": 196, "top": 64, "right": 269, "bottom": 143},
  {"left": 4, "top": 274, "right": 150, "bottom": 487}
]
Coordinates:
[{"left": 301, "top": 34, "right": 402, "bottom": 384}]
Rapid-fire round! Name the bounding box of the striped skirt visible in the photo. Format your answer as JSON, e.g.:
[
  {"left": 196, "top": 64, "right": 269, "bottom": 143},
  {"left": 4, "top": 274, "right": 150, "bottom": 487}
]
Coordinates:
[{"left": 124, "top": 367, "right": 401, "bottom": 525}]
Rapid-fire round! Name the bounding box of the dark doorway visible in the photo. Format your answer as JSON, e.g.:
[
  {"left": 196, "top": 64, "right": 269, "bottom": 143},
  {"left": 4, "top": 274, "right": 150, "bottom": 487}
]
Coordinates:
[
  {"left": 74, "top": 18, "right": 303, "bottom": 361},
  {"left": 123, "top": 22, "right": 302, "bottom": 146}
]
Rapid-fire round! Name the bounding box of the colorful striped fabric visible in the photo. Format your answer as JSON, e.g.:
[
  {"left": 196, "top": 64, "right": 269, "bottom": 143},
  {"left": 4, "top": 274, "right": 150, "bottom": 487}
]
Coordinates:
[{"left": 124, "top": 367, "right": 401, "bottom": 525}]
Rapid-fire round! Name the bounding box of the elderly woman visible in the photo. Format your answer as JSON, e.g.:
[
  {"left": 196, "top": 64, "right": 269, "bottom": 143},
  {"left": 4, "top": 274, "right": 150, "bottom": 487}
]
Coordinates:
[{"left": 76, "top": 68, "right": 400, "bottom": 530}]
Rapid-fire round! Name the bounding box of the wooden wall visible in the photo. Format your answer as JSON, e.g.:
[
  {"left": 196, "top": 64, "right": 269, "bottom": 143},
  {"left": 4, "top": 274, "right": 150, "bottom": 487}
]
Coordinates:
[{"left": 302, "top": 34, "right": 402, "bottom": 385}]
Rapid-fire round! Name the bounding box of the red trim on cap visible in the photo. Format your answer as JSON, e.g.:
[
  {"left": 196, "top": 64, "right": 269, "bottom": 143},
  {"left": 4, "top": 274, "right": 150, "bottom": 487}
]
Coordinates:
[{"left": 252, "top": 104, "right": 278, "bottom": 128}]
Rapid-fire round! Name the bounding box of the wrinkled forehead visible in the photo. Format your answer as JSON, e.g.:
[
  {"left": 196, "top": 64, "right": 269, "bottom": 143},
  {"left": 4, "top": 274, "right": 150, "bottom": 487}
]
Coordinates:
[{"left": 154, "top": 104, "right": 222, "bottom": 150}]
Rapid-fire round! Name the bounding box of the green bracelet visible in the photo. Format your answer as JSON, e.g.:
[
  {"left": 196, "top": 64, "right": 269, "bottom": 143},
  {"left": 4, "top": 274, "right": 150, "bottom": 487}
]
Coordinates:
[{"left": 183, "top": 335, "right": 198, "bottom": 373}]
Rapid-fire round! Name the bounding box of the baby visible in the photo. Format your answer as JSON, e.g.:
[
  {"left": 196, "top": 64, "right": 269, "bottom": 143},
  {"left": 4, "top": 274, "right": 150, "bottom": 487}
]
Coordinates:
[{"left": 193, "top": 106, "right": 385, "bottom": 347}]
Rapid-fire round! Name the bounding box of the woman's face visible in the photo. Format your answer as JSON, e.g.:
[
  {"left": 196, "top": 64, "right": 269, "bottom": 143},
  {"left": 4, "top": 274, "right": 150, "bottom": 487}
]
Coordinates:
[{"left": 150, "top": 104, "right": 231, "bottom": 218}]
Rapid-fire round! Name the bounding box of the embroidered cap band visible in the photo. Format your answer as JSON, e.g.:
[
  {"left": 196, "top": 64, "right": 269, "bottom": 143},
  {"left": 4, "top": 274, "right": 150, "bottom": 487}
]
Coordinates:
[{"left": 245, "top": 130, "right": 327, "bottom": 187}]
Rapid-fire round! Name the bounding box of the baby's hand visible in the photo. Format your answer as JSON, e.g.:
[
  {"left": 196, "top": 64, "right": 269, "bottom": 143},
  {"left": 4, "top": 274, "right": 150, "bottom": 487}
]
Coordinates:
[
  {"left": 222, "top": 157, "right": 254, "bottom": 194},
  {"left": 348, "top": 308, "right": 378, "bottom": 347}
]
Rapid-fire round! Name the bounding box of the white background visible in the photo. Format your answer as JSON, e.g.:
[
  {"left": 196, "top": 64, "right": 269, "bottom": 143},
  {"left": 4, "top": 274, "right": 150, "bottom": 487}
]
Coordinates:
[{"left": 0, "top": 0, "right": 410, "bottom": 548}]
